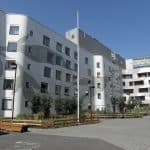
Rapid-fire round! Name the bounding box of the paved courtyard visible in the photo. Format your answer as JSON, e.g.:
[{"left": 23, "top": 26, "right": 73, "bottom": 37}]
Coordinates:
[
  {"left": 0, "top": 116, "right": 150, "bottom": 150},
  {"left": 30, "top": 116, "right": 150, "bottom": 150}
]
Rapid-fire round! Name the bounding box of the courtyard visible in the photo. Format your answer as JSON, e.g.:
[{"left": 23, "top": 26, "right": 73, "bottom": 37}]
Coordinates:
[{"left": 0, "top": 116, "right": 150, "bottom": 150}]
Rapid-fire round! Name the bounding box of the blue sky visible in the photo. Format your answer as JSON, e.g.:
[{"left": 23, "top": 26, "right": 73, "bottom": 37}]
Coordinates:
[{"left": 1, "top": 0, "right": 150, "bottom": 58}]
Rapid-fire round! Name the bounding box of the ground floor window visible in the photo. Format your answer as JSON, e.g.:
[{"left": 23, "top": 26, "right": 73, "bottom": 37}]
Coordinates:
[
  {"left": 2, "top": 99, "right": 12, "bottom": 110},
  {"left": 41, "top": 82, "right": 48, "bottom": 93},
  {"left": 3, "top": 79, "right": 14, "bottom": 90},
  {"left": 64, "top": 87, "right": 70, "bottom": 96},
  {"left": 55, "top": 85, "right": 61, "bottom": 95}
]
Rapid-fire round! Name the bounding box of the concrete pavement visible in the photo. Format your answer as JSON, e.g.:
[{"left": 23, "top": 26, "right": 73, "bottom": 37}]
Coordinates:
[
  {"left": 0, "top": 132, "right": 123, "bottom": 150},
  {"left": 30, "top": 116, "right": 150, "bottom": 150}
]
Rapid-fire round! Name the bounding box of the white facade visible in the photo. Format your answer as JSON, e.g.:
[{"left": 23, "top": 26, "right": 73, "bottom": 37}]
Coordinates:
[
  {"left": 122, "top": 57, "right": 150, "bottom": 105},
  {"left": 0, "top": 11, "right": 78, "bottom": 117},
  {"left": 66, "top": 28, "right": 125, "bottom": 112},
  {"left": 0, "top": 11, "right": 126, "bottom": 117}
]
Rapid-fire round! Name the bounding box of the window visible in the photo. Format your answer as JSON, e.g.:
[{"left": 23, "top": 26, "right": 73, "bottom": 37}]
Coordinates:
[
  {"left": 29, "top": 30, "right": 33, "bottom": 36},
  {"left": 97, "top": 72, "right": 100, "bottom": 78},
  {"left": 97, "top": 83, "right": 101, "bottom": 89},
  {"left": 66, "top": 60, "right": 71, "bottom": 69},
  {"left": 72, "top": 34, "right": 75, "bottom": 39},
  {"left": 56, "top": 42, "right": 62, "bottom": 52},
  {"left": 7, "top": 42, "right": 17, "bottom": 52},
  {"left": 122, "top": 82, "right": 125, "bottom": 86},
  {"left": 65, "top": 47, "right": 70, "bottom": 56},
  {"left": 109, "top": 66, "right": 112, "bottom": 72},
  {"left": 123, "top": 89, "right": 133, "bottom": 94},
  {"left": 139, "top": 88, "right": 148, "bottom": 93},
  {"left": 47, "top": 52, "right": 54, "bottom": 64},
  {"left": 88, "top": 69, "right": 91, "bottom": 76},
  {"left": 129, "top": 82, "right": 133, "bottom": 86},
  {"left": 66, "top": 73, "right": 71, "bottom": 82},
  {"left": 5, "top": 60, "right": 16, "bottom": 70},
  {"left": 2, "top": 99, "right": 12, "bottom": 110},
  {"left": 74, "top": 52, "right": 78, "bottom": 60},
  {"left": 41, "top": 82, "right": 48, "bottom": 93},
  {"left": 64, "top": 87, "right": 69, "bottom": 96},
  {"left": 98, "top": 93, "right": 101, "bottom": 99},
  {"left": 9, "top": 26, "right": 19, "bottom": 35},
  {"left": 56, "top": 56, "right": 62, "bottom": 66},
  {"left": 27, "top": 64, "right": 31, "bottom": 70},
  {"left": 3, "top": 79, "right": 14, "bottom": 90},
  {"left": 56, "top": 70, "right": 61, "bottom": 80},
  {"left": 134, "top": 96, "right": 145, "bottom": 100},
  {"left": 25, "top": 82, "right": 30, "bottom": 88},
  {"left": 97, "top": 62, "right": 100, "bottom": 68},
  {"left": 44, "top": 67, "right": 51, "bottom": 78},
  {"left": 74, "top": 63, "right": 78, "bottom": 72},
  {"left": 122, "top": 74, "right": 132, "bottom": 79},
  {"left": 43, "top": 35, "right": 50, "bottom": 46},
  {"left": 25, "top": 101, "right": 28, "bottom": 107},
  {"left": 72, "top": 75, "right": 77, "bottom": 82},
  {"left": 85, "top": 57, "right": 88, "bottom": 64},
  {"left": 28, "top": 46, "right": 32, "bottom": 54},
  {"left": 55, "top": 85, "right": 61, "bottom": 95},
  {"left": 134, "top": 80, "right": 144, "bottom": 86},
  {"left": 138, "top": 72, "right": 147, "bottom": 78}
]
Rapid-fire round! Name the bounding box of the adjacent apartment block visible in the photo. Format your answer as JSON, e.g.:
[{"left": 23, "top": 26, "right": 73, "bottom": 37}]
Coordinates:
[
  {"left": 122, "top": 57, "right": 150, "bottom": 105},
  {"left": 66, "top": 28, "right": 126, "bottom": 112}
]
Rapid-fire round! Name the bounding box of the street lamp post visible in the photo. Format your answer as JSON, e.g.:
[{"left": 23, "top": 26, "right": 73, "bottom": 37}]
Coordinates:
[
  {"left": 88, "top": 80, "right": 95, "bottom": 120},
  {"left": 10, "top": 63, "right": 17, "bottom": 120}
]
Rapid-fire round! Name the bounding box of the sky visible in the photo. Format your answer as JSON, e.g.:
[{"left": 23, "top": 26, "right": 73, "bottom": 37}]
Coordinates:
[{"left": 0, "top": 0, "right": 150, "bottom": 59}]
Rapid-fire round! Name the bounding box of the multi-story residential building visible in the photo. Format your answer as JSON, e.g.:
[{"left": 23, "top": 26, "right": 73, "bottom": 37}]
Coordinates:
[
  {"left": 0, "top": 10, "right": 126, "bottom": 117},
  {"left": 66, "top": 28, "right": 126, "bottom": 112},
  {"left": 122, "top": 57, "right": 150, "bottom": 105},
  {"left": 0, "top": 10, "right": 78, "bottom": 117}
]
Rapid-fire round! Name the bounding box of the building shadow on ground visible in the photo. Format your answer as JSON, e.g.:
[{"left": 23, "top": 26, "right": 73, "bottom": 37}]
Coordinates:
[{"left": 0, "top": 131, "right": 9, "bottom": 136}]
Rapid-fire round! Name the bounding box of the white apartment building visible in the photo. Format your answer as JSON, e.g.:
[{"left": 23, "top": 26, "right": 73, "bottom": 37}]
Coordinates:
[
  {"left": 0, "top": 11, "right": 78, "bottom": 117},
  {"left": 66, "top": 28, "right": 126, "bottom": 112},
  {"left": 0, "top": 10, "right": 126, "bottom": 117},
  {"left": 122, "top": 57, "right": 150, "bottom": 105}
]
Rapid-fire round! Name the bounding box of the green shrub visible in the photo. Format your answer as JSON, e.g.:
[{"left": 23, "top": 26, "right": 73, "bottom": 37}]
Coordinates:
[
  {"left": 33, "top": 112, "right": 44, "bottom": 120},
  {"left": 29, "top": 93, "right": 52, "bottom": 118},
  {"left": 16, "top": 113, "right": 33, "bottom": 120}
]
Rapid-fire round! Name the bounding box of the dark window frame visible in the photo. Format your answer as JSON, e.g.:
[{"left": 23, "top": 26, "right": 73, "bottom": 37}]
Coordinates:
[
  {"left": 7, "top": 42, "right": 17, "bottom": 52},
  {"left": 3, "top": 79, "right": 14, "bottom": 90},
  {"left": 56, "top": 70, "right": 62, "bottom": 81},
  {"left": 9, "top": 26, "right": 19, "bottom": 35},
  {"left": 64, "top": 87, "right": 70, "bottom": 96},
  {"left": 65, "top": 47, "right": 70, "bottom": 56},
  {"left": 85, "top": 57, "right": 88, "bottom": 64},
  {"left": 43, "top": 35, "right": 50, "bottom": 47},
  {"left": 55, "top": 85, "right": 61, "bottom": 95},
  {"left": 2, "top": 99, "right": 12, "bottom": 110},
  {"left": 25, "top": 82, "right": 30, "bottom": 88},
  {"left": 44, "top": 67, "right": 51, "bottom": 78},
  {"left": 41, "top": 82, "right": 48, "bottom": 93},
  {"left": 56, "top": 42, "right": 62, "bottom": 52}
]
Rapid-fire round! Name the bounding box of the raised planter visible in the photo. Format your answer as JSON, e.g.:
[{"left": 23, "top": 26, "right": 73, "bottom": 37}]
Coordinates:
[{"left": 0, "top": 121, "right": 28, "bottom": 132}]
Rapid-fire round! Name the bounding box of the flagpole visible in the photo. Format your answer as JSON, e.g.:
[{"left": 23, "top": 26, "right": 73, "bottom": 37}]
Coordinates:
[{"left": 77, "top": 11, "right": 80, "bottom": 123}]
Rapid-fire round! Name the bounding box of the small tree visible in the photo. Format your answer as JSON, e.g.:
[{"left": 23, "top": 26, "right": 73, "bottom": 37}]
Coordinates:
[
  {"left": 55, "top": 96, "right": 77, "bottom": 115},
  {"left": 29, "top": 93, "right": 52, "bottom": 118},
  {"left": 111, "top": 96, "right": 118, "bottom": 113},
  {"left": 126, "top": 98, "right": 142, "bottom": 112},
  {"left": 118, "top": 96, "right": 126, "bottom": 113}
]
